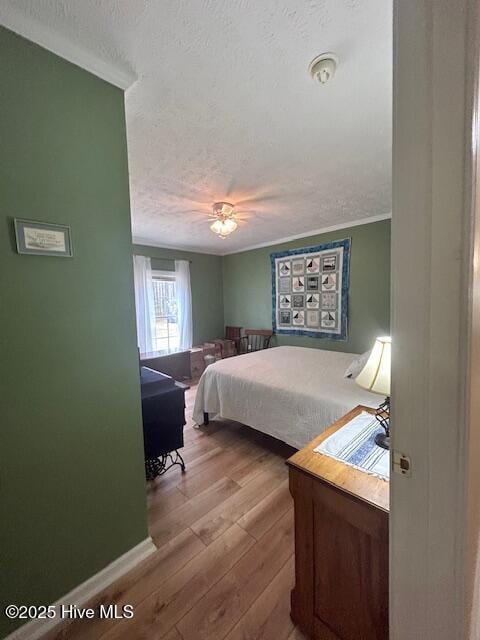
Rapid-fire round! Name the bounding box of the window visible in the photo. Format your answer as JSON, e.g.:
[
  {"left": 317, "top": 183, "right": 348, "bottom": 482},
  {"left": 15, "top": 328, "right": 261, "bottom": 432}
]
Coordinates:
[{"left": 152, "top": 273, "right": 179, "bottom": 351}]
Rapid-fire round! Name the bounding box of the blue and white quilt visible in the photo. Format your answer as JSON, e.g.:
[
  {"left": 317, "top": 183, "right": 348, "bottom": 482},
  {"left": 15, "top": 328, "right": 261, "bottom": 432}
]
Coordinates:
[{"left": 271, "top": 238, "right": 351, "bottom": 340}]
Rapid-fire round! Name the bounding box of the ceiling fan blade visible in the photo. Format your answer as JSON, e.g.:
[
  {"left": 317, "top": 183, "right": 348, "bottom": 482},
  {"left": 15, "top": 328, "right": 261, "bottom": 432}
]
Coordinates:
[
  {"left": 223, "top": 177, "right": 237, "bottom": 198},
  {"left": 236, "top": 197, "right": 277, "bottom": 208},
  {"left": 185, "top": 209, "right": 215, "bottom": 216},
  {"left": 236, "top": 209, "right": 259, "bottom": 218}
]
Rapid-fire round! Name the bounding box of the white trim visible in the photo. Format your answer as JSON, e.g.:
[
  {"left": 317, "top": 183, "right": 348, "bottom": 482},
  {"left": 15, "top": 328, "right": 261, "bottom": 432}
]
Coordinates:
[
  {"left": 0, "top": 10, "right": 136, "bottom": 90},
  {"left": 221, "top": 213, "right": 391, "bottom": 255},
  {"left": 464, "top": 1, "right": 480, "bottom": 635},
  {"left": 4, "top": 537, "right": 156, "bottom": 640},
  {"left": 132, "top": 237, "right": 224, "bottom": 256},
  {"left": 390, "top": 0, "right": 473, "bottom": 638},
  {"left": 133, "top": 213, "right": 391, "bottom": 258}
]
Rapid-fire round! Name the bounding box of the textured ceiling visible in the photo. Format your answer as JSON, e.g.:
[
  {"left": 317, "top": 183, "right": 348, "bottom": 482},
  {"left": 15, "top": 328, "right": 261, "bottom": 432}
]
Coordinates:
[{"left": 1, "top": 0, "right": 392, "bottom": 254}]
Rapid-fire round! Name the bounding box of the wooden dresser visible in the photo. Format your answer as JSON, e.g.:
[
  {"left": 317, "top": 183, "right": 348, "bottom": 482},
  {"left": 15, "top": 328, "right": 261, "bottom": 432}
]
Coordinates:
[
  {"left": 140, "top": 348, "right": 191, "bottom": 381},
  {"left": 286, "top": 406, "right": 389, "bottom": 640}
]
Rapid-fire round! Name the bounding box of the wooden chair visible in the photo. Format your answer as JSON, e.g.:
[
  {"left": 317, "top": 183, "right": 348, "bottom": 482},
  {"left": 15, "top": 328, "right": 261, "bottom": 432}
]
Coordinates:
[
  {"left": 238, "top": 329, "right": 273, "bottom": 354},
  {"left": 225, "top": 326, "right": 242, "bottom": 354}
]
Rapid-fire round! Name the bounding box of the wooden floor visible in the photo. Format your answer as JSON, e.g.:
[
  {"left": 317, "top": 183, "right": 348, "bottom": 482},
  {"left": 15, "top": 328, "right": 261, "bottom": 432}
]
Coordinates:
[{"left": 48, "top": 384, "right": 306, "bottom": 640}]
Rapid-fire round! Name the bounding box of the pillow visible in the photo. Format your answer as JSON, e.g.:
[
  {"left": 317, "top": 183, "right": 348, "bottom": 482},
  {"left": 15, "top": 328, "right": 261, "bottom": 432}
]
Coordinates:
[{"left": 344, "top": 350, "right": 371, "bottom": 379}]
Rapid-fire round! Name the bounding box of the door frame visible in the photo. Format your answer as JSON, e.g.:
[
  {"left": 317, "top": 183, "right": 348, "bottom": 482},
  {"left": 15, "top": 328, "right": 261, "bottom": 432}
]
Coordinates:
[{"left": 391, "top": 1, "right": 478, "bottom": 637}]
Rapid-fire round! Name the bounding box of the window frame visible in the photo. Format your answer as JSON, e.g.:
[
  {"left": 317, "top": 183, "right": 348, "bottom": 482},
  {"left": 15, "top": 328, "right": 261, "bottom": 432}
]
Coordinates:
[{"left": 151, "top": 269, "right": 179, "bottom": 352}]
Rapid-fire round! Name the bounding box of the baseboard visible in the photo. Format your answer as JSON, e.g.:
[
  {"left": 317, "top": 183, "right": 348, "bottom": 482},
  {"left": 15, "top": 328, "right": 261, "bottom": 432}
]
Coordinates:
[{"left": 4, "top": 537, "right": 157, "bottom": 640}]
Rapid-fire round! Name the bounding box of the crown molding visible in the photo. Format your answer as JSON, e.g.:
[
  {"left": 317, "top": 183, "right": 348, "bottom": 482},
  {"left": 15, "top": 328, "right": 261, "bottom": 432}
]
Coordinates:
[
  {"left": 220, "top": 213, "right": 392, "bottom": 255},
  {"left": 133, "top": 214, "right": 392, "bottom": 258},
  {"left": 132, "top": 236, "right": 224, "bottom": 256},
  {"left": 0, "top": 9, "right": 136, "bottom": 90}
]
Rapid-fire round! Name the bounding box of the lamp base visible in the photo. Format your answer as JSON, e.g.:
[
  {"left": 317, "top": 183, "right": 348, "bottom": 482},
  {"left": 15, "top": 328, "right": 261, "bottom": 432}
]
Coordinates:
[
  {"left": 374, "top": 396, "right": 390, "bottom": 450},
  {"left": 374, "top": 431, "right": 390, "bottom": 450}
]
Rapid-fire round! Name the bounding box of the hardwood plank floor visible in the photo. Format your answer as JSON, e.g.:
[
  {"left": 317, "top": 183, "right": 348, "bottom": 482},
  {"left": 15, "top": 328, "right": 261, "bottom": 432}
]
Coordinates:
[
  {"left": 102, "top": 524, "right": 255, "bottom": 640},
  {"left": 177, "top": 510, "right": 294, "bottom": 640},
  {"left": 47, "top": 383, "right": 306, "bottom": 640},
  {"left": 223, "top": 555, "right": 296, "bottom": 640}
]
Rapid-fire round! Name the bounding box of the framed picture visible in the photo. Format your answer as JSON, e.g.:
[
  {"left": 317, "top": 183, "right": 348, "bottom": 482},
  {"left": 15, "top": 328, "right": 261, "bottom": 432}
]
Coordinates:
[{"left": 14, "top": 219, "right": 73, "bottom": 257}]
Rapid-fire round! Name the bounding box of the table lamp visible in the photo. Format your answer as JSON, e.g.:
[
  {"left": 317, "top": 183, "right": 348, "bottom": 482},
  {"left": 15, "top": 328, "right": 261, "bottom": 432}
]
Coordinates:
[{"left": 355, "top": 336, "right": 391, "bottom": 450}]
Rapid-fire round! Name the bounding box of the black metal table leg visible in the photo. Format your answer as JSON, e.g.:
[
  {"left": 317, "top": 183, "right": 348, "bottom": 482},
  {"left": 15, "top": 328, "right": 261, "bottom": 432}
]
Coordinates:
[{"left": 145, "top": 449, "right": 186, "bottom": 481}]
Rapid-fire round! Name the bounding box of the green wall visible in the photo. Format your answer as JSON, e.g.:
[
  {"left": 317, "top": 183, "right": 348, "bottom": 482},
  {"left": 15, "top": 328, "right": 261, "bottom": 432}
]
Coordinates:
[
  {"left": 133, "top": 245, "right": 224, "bottom": 345},
  {"left": 0, "top": 28, "right": 147, "bottom": 637},
  {"left": 223, "top": 220, "right": 391, "bottom": 354}
]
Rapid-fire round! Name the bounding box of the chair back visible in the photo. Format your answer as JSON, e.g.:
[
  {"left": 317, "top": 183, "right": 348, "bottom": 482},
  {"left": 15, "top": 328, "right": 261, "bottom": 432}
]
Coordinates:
[
  {"left": 239, "top": 329, "right": 273, "bottom": 354},
  {"left": 225, "top": 326, "right": 242, "bottom": 352},
  {"left": 226, "top": 326, "right": 242, "bottom": 340}
]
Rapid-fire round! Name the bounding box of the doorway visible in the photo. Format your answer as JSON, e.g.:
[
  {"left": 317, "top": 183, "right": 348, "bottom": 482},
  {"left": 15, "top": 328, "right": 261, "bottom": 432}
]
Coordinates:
[{"left": 391, "top": 1, "right": 477, "bottom": 638}]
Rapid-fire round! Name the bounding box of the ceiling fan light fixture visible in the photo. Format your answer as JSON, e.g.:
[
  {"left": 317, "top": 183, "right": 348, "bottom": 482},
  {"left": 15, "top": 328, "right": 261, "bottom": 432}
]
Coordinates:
[
  {"left": 212, "top": 201, "right": 234, "bottom": 217},
  {"left": 224, "top": 218, "right": 238, "bottom": 233},
  {"left": 210, "top": 217, "right": 237, "bottom": 238},
  {"left": 210, "top": 201, "right": 238, "bottom": 238}
]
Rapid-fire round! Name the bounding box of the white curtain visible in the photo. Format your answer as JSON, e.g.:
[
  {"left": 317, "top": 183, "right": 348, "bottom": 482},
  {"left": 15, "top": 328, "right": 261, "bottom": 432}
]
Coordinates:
[
  {"left": 133, "top": 255, "right": 156, "bottom": 354},
  {"left": 175, "top": 260, "right": 193, "bottom": 350}
]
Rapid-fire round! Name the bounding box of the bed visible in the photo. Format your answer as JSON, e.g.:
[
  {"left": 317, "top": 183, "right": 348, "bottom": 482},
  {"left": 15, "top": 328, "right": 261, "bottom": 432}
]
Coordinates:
[{"left": 192, "top": 346, "right": 380, "bottom": 450}]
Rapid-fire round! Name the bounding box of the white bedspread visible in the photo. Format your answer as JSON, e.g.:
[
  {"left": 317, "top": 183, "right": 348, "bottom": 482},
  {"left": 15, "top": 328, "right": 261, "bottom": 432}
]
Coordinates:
[{"left": 192, "top": 346, "right": 381, "bottom": 450}]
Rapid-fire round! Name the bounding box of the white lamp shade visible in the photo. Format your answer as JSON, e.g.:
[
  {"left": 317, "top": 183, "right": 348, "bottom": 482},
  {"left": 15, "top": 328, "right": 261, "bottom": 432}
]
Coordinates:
[{"left": 355, "top": 336, "right": 391, "bottom": 396}]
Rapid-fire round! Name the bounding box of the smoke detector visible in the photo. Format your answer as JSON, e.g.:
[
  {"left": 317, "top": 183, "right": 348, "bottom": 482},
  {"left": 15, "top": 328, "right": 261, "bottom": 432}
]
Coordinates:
[{"left": 309, "top": 53, "right": 338, "bottom": 85}]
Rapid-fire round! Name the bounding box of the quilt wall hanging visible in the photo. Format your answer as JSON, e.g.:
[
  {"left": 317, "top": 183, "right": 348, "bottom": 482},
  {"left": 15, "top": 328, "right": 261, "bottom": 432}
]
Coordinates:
[{"left": 271, "top": 238, "right": 351, "bottom": 340}]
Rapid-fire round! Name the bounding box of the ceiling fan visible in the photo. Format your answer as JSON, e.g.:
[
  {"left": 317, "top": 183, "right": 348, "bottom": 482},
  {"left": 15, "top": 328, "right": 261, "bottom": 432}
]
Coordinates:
[
  {"left": 163, "top": 188, "right": 286, "bottom": 239},
  {"left": 208, "top": 202, "right": 239, "bottom": 238},
  {"left": 205, "top": 191, "right": 285, "bottom": 239}
]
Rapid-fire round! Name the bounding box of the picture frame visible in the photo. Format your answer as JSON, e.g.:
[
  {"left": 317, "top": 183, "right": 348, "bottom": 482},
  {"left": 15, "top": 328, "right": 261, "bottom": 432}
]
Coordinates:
[{"left": 14, "top": 218, "right": 73, "bottom": 257}]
